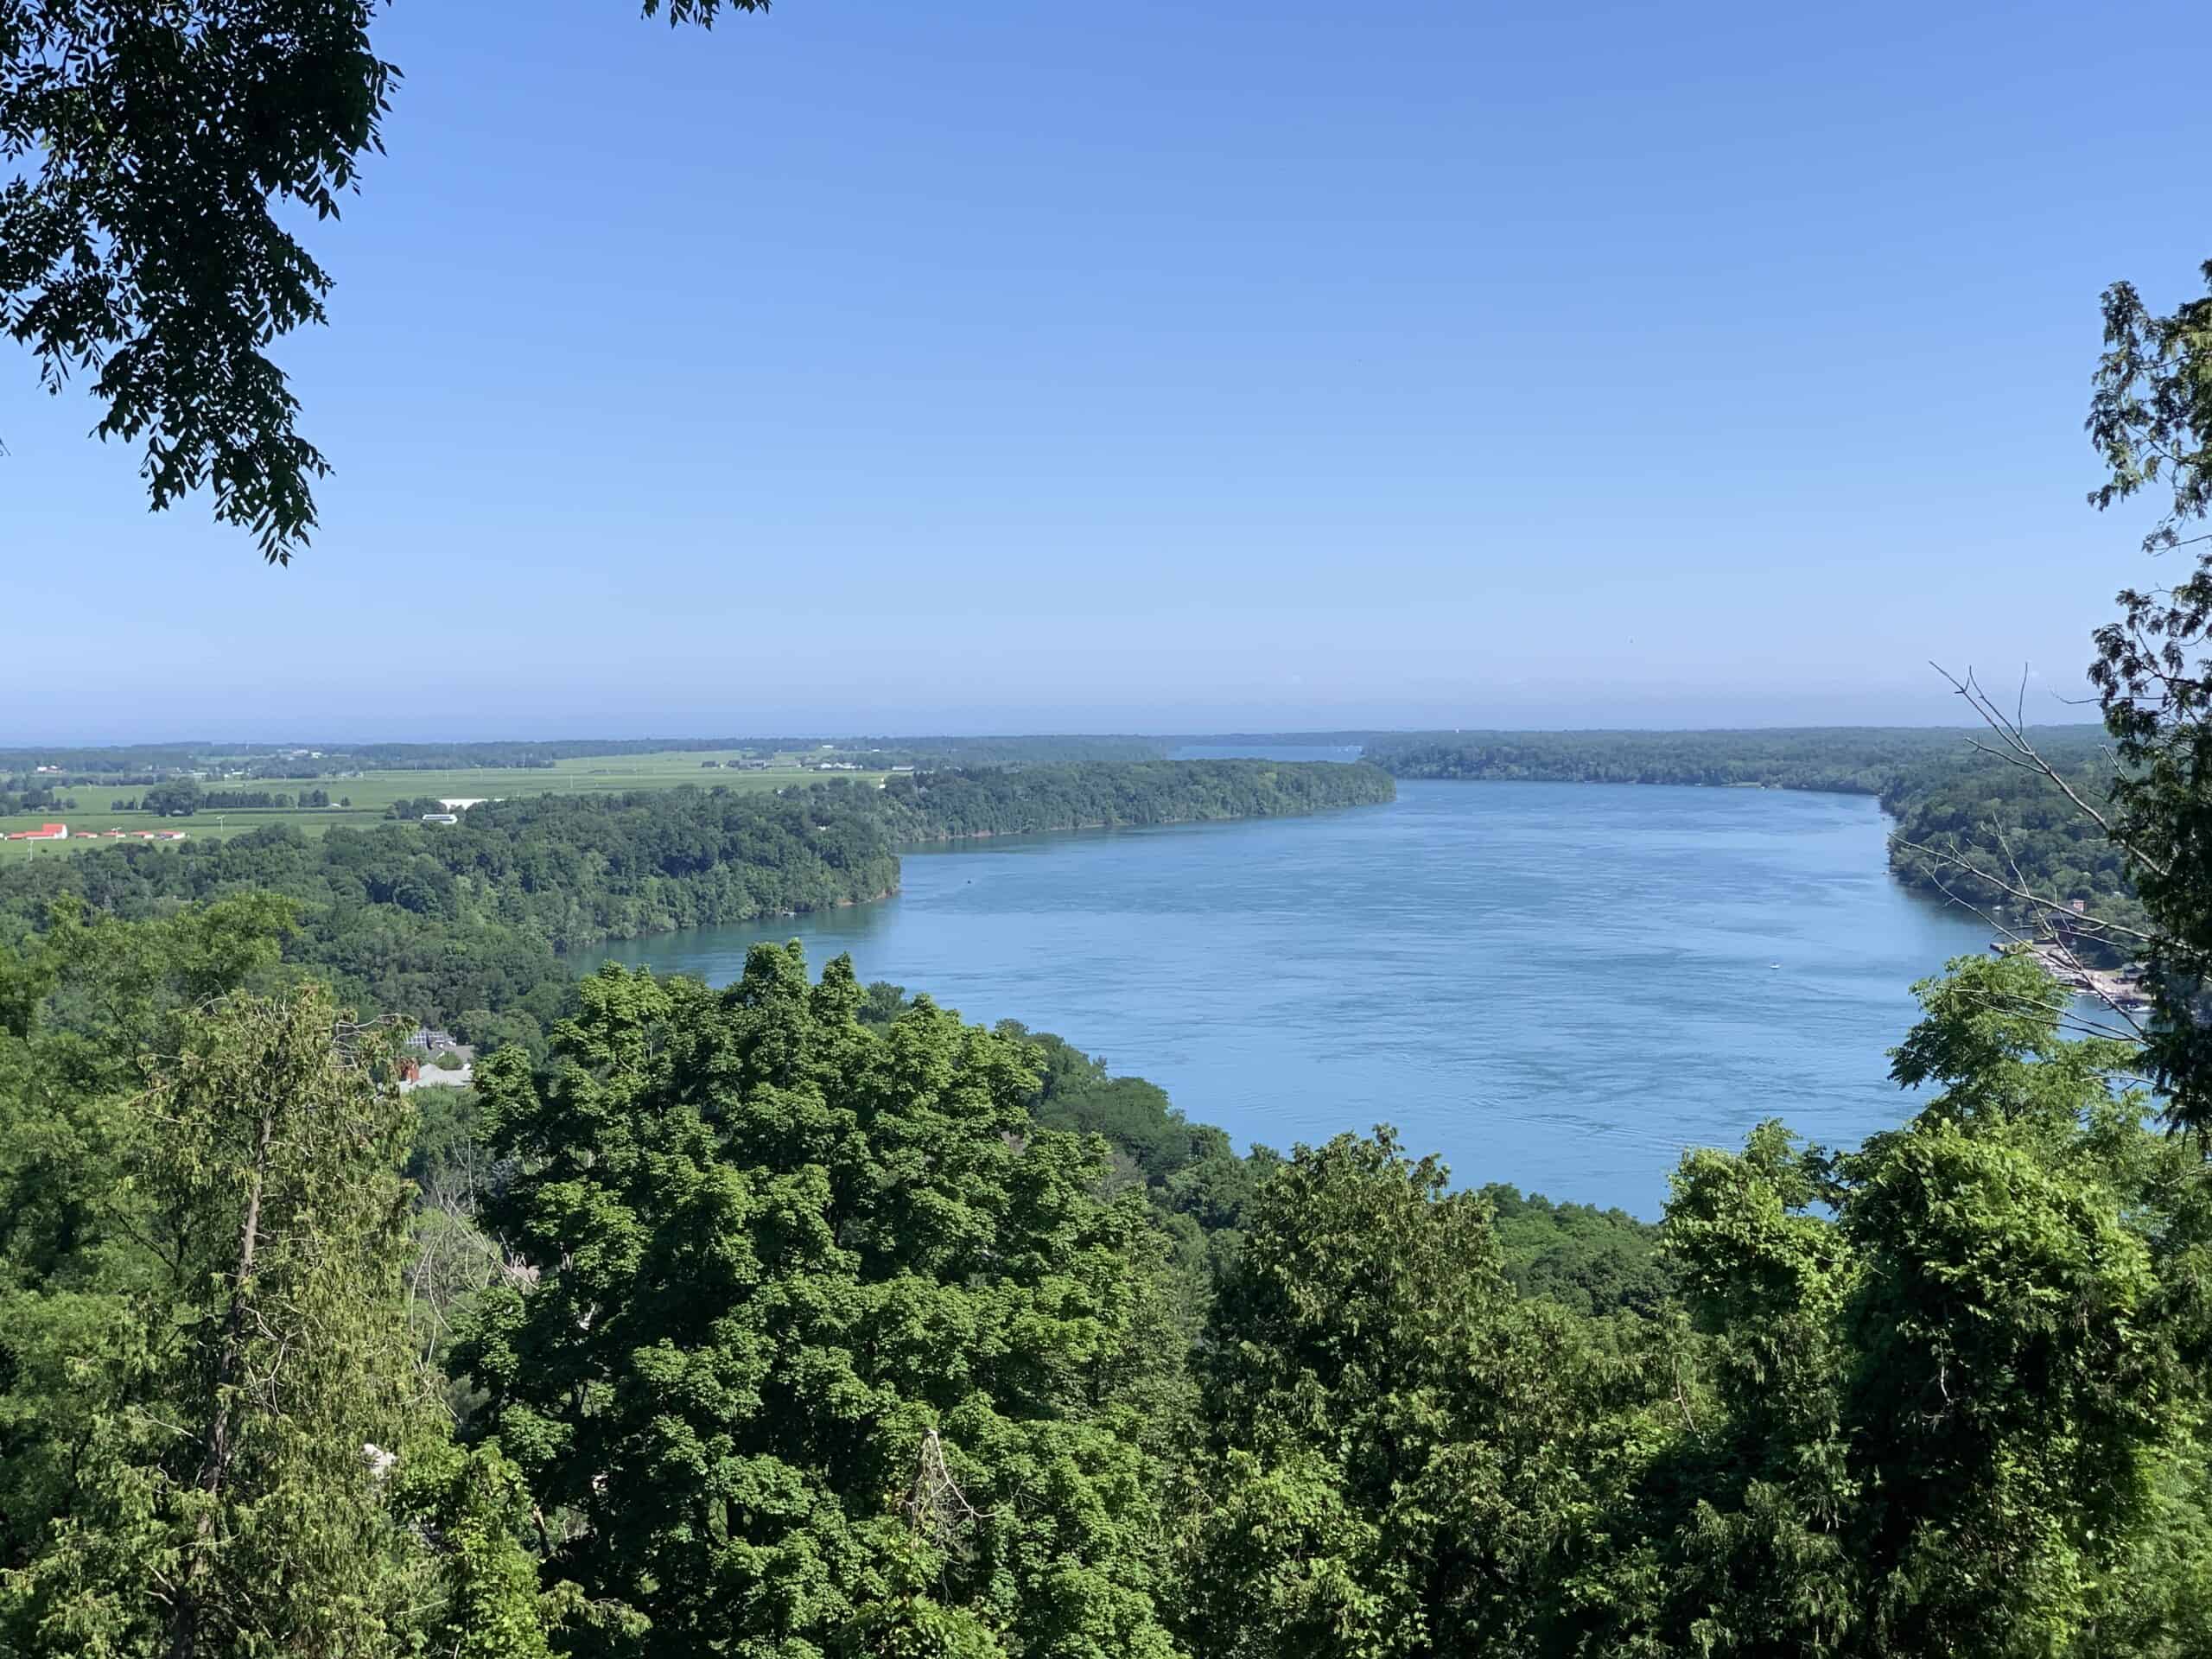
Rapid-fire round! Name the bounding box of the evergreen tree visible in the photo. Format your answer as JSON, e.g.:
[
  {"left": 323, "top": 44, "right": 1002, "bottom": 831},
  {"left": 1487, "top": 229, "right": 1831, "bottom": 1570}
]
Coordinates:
[{"left": 0, "top": 979, "right": 547, "bottom": 1657}]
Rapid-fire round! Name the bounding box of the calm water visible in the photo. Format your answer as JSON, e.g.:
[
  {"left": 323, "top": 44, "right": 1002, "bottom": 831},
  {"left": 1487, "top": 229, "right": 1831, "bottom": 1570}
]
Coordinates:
[{"left": 588, "top": 781, "right": 1993, "bottom": 1214}]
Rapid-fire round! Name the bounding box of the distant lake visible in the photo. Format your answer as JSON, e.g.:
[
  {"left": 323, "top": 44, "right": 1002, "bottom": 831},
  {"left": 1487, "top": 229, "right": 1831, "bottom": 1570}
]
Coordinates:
[{"left": 588, "top": 780, "right": 1992, "bottom": 1214}]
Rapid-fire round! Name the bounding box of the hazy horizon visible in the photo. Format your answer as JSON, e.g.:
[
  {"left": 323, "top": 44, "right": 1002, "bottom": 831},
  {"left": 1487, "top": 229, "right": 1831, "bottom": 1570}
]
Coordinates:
[
  {"left": 0, "top": 715, "right": 2108, "bottom": 753},
  {"left": 0, "top": 678, "right": 2118, "bottom": 747}
]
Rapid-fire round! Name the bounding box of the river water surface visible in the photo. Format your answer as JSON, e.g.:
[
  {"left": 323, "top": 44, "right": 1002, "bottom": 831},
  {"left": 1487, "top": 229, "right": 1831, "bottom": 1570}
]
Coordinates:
[{"left": 588, "top": 779, "right": 1993, "bottom": 1214}]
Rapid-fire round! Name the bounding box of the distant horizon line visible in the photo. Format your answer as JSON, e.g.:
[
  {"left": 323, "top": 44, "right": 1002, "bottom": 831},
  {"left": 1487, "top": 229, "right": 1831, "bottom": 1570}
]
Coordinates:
[{"left": 0, "top": 721, "right": 2109, "bottom": 754}]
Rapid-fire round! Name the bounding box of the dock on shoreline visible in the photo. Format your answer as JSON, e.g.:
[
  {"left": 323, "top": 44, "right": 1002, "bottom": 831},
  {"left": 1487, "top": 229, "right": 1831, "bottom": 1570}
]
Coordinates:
[{"left": 1997, "top": 938, "right": 2151, "bottom": 1012}]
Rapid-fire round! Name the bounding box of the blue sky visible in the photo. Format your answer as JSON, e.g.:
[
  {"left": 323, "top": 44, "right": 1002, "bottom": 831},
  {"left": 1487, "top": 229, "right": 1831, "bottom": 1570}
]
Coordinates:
[{"left": 7, "top": 0, "right": 2207, "bottom": 740}]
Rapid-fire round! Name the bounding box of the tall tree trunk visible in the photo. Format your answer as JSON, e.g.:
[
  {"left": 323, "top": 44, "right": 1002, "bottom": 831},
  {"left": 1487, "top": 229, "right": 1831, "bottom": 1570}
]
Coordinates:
[{"left": 166, "top": 1103, "right": 275, "bottom": 1659}]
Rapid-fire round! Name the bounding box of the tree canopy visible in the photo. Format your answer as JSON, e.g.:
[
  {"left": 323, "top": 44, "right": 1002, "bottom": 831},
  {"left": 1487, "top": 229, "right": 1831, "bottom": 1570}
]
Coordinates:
[
  {"left": 0, "top": 924, "right": 549, "bottom": 1657},
  {"left": 10, "top": 876, "right": 2212, "bottom": 1656},
  {"left": 461, "top": 946, "right": 1185, "bottom": 1658}
]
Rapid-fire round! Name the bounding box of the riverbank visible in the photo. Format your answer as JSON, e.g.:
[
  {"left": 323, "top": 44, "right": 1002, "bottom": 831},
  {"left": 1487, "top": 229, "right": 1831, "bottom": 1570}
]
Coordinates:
[
  {"left": 589, "top": 781, "right": 1992, "bottom": 1216},
  {"left": 2005, "top": 938, "right": 2151, "bottom": 1011}
]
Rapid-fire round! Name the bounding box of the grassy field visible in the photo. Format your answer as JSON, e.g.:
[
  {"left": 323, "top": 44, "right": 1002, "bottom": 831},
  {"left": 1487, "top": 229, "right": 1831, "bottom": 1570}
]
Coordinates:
[{"left": 0, "top": 749, "right": 890, "bottom": 861}]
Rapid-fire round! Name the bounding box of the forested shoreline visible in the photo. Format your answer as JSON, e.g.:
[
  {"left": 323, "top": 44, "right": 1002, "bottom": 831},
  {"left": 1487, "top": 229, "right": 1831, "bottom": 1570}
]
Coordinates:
[
  {"left": 874, "top": 759, "right": 1395, "bottom": 840},
  {"left": 10, "top": 718, "right": 2130, "bottom": 963},
  {"left": 1361, "top": 727, "right": 1997, "bottom": 792},
  {"left": 0, "top": 761, "right": 1392, "bottom": 1055}
]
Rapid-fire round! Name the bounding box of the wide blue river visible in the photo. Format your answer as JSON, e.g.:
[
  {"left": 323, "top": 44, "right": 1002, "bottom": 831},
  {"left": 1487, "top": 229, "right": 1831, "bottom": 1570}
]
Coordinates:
[{"left": 588, "top": 777, "right": 1992, "bottom": 1214}]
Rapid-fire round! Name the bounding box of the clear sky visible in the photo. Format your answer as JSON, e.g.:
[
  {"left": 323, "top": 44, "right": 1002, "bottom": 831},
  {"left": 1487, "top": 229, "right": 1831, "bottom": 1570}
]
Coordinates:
[{"left": 6, "top": 0, "right": 2207, "bottom": 741}]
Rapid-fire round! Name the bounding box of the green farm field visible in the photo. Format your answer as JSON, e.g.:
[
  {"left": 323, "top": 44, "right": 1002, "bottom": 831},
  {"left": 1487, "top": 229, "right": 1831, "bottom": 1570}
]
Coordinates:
[{"left": 0, "top": 750, "right": 889, "bottom": 861}]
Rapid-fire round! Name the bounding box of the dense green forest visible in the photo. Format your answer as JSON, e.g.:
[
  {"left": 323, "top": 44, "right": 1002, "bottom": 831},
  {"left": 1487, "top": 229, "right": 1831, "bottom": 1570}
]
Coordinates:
[
  {"left": 6, "top": 909, "right": 2203, "bottom": 1656},
  {"left": 873, "top": 759, "right": 1394, "bottom": 840},
  {"left": 0, "top": 734, "right": 2195, "bottom": 1658},
  {"left": 1881, "top": 750, "right": 2145, "bottom": 951},
  {"left": 1360, "top": 725, "right": 2108, "bottom": 796},
  {"left": 0, "top": 761, "right": 1391, "bottom": 1055},
  {"left": 1361, "top": 726, "right": 1994, "bottom": 791}
]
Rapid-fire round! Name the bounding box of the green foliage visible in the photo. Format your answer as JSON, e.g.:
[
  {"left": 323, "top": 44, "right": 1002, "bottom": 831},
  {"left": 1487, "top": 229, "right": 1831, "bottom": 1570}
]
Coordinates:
[
  {"left": 1008, "top": 1023, "right": 1240, "bottom": 1185},
  {"left": 1363, "top": 727, "right": 2001, "bottom": 793},
  {"left": 408, "top": 1083, "right": 487, "bottom": 1187},
  {"left": 2079, "top": 257, "right": 2212, "bottom": 1128},
  {"left": 989, "top": 1020, "right": 1278, "bottom": 1290},
  {"left": 389, "top": 1441, "right": 559, "bottom": 1659},
  {"left": 641, "top": 0, "right": 772, "bottom": 22},
  {"left": 0, "top": 983, "right": 550, "bottom": 1656},
  {"left": 1, "top": 2, "right": 798, "bottom": 562},
  {"left": 1881, "top": 746, "right": 2145, "bottom": 961},
  {"left": 458, "top": 948, "right": 1183, "bottom": 1658},
  {"left": 7, "top": 898, "right": 2212, "bottom": 1657},
  {"left": 2086, "top": 260, "right": 2212, "bottom": 547},
  {"left": 1479, "top": 1182, "right": 1673, "bottom": 1317},
  {"left": 451, "top": 1005, "right": 551, "bottom": 1063},
  {"left": 1181, "top": 1129, "right": 1612, "bottom": 1657},
  {"left": 875, "top": 760, "right": 1394, "bottom": 840},
  {"left": 0, "top": 893, "right": 297, "bottom": 1290},
  {"left": 0, "top": 0, "right": 393, "bottom": 561},
  {"left": 1568, "top": 953, "right": 2212, "bottom": 1658},
  {"left": 140, "top": 778, "right": 203, "bottom": 817},
  {"left": 0, "top": 762, "right": 1382, "bottom": 1034}
]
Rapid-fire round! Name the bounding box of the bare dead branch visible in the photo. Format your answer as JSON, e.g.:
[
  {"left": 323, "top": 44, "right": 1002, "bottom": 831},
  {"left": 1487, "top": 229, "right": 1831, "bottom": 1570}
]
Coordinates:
[
  {"left": 1900, "top": 847, "right": 2152, "bottom": 1039},
  {"left": 1931, "top": 661, "right": 2170, "bottom": 880}
]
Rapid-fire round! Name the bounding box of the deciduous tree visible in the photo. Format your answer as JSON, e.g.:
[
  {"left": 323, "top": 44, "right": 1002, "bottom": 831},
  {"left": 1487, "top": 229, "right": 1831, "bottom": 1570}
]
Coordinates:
[{"left": 460, "top": 948, "right": 1183, "bottom": 1659}]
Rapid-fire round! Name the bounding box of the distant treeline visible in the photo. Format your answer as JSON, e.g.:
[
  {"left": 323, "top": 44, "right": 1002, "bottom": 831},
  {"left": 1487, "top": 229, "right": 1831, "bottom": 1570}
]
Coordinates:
[
  {"left": 195, "top": 789, "right": 334, "bottom": 810},
  {"left": 330, "top": 734, "right": 1176, "bottom": 770},
  {"left": 874, "top": 758, "right": 1394, "bottom": 840},
  {"left": 3, "top": 773, "right": 165, "bottom": 800},
  {"left": 0, "top": 745, "right": 212, "bottom": 774},
  {"left": 1358, "top": 727, "right": 2105, "bottom": 793},
  {"left": 0, "top": 787, "right": 894, "bottom": 1050},
  {"left": 0, "top": 760, "right": 1391, "bottom": 1053},
  {"left": 1, "top": 734, "right": 1179, "bottom": 780},
  {"left": 0, "top": 789, "right": 76, "bottom": 816}
]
